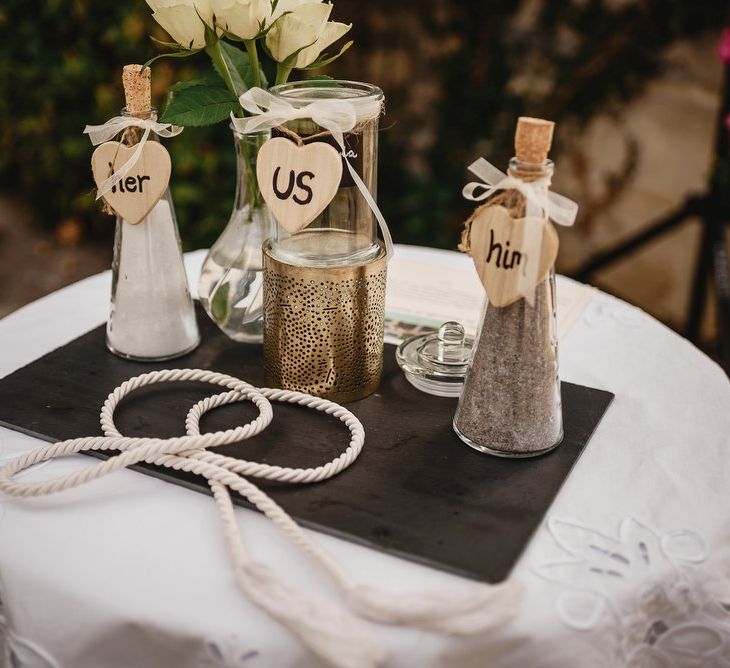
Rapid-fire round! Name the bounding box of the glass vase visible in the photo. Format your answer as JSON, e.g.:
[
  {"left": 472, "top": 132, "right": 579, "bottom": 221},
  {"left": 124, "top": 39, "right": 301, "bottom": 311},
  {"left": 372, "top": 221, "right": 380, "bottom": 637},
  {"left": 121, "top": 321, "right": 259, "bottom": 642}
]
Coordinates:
[
  {"left": 266, "top": 80, "right": 383, "bottom": 267},
  {"left": 198, "top": 128, "right": 272, "bottom": 342}
]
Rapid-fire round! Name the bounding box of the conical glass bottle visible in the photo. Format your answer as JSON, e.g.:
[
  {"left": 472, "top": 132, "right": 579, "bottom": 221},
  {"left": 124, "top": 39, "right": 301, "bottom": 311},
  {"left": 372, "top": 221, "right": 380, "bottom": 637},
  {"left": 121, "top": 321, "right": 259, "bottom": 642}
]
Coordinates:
[
  {"left": 107, "top": 106, "right": 200, "bottom": 360},
  {"left": 454, "top": 118, "right": 563, "bottom": 457},
  {"left": 198, "top": 128, "right": 272, "bottom": 342}
]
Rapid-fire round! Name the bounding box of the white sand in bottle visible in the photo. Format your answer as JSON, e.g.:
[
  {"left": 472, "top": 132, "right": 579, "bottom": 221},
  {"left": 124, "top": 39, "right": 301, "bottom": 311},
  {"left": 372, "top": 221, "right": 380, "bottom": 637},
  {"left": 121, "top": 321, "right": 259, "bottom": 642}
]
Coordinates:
[{"left": 107, "top": 199, "right": 199, "bottom": 359}]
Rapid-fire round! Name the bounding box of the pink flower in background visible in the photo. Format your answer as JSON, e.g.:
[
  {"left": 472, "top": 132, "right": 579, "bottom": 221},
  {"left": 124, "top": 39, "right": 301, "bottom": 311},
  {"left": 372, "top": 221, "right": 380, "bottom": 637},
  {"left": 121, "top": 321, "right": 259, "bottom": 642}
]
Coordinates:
[
  {"left": 720, "top": 29, "right": 730, "bottom": 144},
  {"left": 718, "top": 28, "right": 730, "bottom": 64}
]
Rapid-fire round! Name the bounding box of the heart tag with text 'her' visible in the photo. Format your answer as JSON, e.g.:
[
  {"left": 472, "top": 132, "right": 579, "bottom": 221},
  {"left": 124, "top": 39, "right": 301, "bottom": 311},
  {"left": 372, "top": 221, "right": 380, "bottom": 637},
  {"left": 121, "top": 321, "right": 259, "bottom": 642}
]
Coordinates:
[
  {"left": 469, "top": 204, "right": 559, "bottom": 307},
  {"left": 256, "top": 136, "right": 342, "bottom": 234},
  {"left": 91, "top": 141, "right": 171, "bottom": 225}
]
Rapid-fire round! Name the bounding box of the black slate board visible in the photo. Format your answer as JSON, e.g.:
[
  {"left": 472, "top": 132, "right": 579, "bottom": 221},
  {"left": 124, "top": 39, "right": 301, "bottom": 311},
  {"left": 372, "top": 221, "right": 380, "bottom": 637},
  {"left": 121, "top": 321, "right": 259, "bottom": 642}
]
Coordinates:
[{"left": 0, "top": 305, "right": 613, "bottom": 583}]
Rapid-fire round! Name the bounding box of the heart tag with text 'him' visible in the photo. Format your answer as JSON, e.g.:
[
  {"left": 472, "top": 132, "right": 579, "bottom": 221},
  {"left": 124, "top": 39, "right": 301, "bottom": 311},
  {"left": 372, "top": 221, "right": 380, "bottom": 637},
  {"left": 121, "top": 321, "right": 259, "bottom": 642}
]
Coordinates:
[
  {"left": 91, "top": 141, "right": 171, "bottom": 225},
  {"left": 257, "top": 136, "right": 342, "bottom": 234},
  {"left": 469, "top": 204, "right": 559, "bottom": 307}
]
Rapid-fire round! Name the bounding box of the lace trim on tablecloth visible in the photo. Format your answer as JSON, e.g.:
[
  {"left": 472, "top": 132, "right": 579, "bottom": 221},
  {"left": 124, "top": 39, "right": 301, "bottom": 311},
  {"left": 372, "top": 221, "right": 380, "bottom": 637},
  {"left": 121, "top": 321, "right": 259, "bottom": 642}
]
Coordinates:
[
  {"left": 536, "top": 517, "right": 730, "bottom": 667},
  {"left": 202, "top": 634, "right": 260, "bottom": 667}
]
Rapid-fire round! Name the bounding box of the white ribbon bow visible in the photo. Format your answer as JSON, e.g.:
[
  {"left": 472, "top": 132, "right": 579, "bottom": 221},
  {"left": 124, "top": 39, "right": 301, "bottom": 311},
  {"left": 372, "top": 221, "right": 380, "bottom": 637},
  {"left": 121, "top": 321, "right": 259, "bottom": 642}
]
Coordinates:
[
  {"left": 462, "top": 158, "right": 579, "bottom": 304},
  {"left": 232, "top": 87, "right": 393, "bottom": 258},
  {"left": 84, "top": 117, "right": 183, "bottom": 199},
  {"left": 462, "top": 157, "right": 578, "bottom": 227}
]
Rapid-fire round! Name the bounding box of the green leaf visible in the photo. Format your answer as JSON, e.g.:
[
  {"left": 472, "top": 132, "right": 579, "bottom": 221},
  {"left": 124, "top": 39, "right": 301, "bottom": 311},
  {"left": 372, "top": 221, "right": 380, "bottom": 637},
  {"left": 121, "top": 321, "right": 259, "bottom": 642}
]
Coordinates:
[
  {"left": 150, "top": 35, "right": 188, "bottom": 51},
  {"left": 167, "top": 79, "right": 209, "bottom": 93},
  {"left": 143, "top": 48, "right": 202, "bottom": 69},
  {"left": 168, "top": 71, "right": 226, "bottom": 92},
  {"left": 307, "top": 74, "right": 333, "bottom": 80},
  {"left": 256, "top": 17, "right": 278, "bottom": 39},
  {"left": 210, "top": 281, "right": 231, "bottom": 324},
  {"left": 279, "top": 40, "right": 318, "bottom": 69},
  {"left": 159, "top": 85, "right": 240, "bottom": 126},
  {"left": 221, "top": 29, "right": 245, "bottom": 43},
  {"left": 299, "top": 40, "right": 353, "bottom": 70},
  {"left": 213, "top": 40, "right": 259, "bottom": 95},
  {"left": 204, "top": 24, "right": 218, "bottom": 48}
]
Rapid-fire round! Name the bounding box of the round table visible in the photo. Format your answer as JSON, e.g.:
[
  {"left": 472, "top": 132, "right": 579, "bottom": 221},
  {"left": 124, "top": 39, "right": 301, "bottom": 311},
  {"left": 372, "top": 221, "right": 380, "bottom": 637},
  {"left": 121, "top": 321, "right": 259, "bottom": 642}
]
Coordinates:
[{"left": 1, "top": 246, "right": 729, "bottom": 668}]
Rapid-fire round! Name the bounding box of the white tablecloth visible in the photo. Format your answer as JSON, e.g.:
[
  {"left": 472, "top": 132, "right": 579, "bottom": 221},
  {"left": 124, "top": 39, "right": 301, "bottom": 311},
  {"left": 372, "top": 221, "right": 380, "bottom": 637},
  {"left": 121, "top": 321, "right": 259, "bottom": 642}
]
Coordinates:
[{"left": 1, "top": 246, "right": 729, "bottom": 668}]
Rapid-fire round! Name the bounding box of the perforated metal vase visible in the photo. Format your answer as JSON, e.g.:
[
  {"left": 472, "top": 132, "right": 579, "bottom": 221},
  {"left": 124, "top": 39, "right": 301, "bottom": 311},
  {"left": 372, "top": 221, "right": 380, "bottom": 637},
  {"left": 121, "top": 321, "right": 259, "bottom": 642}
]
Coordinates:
[{"left": 262, "top": 241, "right": 387, "bottom": 402}]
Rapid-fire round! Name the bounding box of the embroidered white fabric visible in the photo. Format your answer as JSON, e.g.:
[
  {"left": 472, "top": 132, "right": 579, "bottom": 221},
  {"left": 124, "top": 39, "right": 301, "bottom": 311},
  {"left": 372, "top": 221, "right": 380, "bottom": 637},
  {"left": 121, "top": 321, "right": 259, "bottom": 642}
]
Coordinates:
[
  {"left": 536, "top": 517, "right": 730, "bottom": 667},
  {"left": 0, "top": 246, "right": 728, "bottom": 667}
]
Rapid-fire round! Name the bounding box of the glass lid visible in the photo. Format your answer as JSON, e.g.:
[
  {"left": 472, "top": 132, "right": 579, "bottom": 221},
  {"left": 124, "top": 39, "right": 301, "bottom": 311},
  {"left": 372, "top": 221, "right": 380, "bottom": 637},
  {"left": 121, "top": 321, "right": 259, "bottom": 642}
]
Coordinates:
[{"left": 396, "top": 321, "right": 474, "bottom": 397}]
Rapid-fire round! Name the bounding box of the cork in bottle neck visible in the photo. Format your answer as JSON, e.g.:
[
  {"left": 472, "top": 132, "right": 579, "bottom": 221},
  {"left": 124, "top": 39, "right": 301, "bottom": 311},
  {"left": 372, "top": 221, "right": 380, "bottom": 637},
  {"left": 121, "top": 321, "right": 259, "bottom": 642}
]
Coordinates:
[
  {"left": 119, "top": 65, "right": 155, "bottom": 145},
  {"left": 509, "top": 116, "right": 555, "bottom": 183},
  {"left": 514, "top": 116, "right": 554, "bottom": 163},
  {"left": 122, "top": 64, "right": 152, "bottom": 113}
]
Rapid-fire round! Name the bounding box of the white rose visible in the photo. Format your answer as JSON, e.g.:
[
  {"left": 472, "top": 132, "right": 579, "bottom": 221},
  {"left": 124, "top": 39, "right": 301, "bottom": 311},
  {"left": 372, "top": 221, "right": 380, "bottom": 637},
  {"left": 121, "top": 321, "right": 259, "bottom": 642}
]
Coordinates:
[
  {"left": 265, "top": 1, "right": 351, "bottom": 69},
  {"left": 272, "top": 0, "right": 318, "bottom": 16},
  {"left": 146, "top": 0, "right": 214, "bottom": 50},
  {"left": 211, "top": 0, "right": 273, "bottom": 41}
]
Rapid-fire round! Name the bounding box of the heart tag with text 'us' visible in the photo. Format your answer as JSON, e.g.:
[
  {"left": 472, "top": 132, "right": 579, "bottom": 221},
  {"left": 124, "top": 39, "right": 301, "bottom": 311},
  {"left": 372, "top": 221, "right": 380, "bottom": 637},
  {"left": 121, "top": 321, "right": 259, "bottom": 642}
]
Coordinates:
[{"left": 256, "top": 136, "right": 342, "bottom": 234}]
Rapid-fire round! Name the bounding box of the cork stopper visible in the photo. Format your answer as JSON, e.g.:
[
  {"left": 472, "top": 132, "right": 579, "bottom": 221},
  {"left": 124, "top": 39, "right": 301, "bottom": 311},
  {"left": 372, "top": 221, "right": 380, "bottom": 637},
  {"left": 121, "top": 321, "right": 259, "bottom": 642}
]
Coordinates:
[
  {"left": 122, "top": 64, "right": 152, "bottom": 112},
  {"left": 514, "top": 117, "right": 555, "bottom": 164}
]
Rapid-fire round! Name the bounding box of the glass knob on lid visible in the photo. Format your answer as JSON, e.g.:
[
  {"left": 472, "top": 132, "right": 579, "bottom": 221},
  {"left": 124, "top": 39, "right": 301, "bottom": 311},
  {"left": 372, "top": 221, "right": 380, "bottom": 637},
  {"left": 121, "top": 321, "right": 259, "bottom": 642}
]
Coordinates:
[{"left": 396, "top": 321, "right": 474, "bottom": 397}]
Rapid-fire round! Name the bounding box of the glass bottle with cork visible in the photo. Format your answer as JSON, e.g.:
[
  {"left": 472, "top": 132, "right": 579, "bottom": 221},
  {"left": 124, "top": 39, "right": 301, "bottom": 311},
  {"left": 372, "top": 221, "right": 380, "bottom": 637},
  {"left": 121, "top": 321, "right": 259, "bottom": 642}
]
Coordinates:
[
  {"left": 106, "top": 65, "right": 199, "bottom": 361},
  {"left": 453, "top": 117, "right": 563, "bottom": 457}
]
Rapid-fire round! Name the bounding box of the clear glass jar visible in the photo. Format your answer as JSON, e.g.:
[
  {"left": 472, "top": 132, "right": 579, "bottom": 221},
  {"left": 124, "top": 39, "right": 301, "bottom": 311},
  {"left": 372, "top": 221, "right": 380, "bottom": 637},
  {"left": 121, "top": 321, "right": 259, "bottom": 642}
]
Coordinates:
[
  {"left": 107, "top": 107, "right": 200, "bottom": 361},
  {"left": 198, "top": 128, "right": 272, "bottom": 342},
  {"left": 453, "top": 158, "right": 562, "bottom": 457},
  {"left": 266, "top": 80, "right": 383, "bottom": 267}
]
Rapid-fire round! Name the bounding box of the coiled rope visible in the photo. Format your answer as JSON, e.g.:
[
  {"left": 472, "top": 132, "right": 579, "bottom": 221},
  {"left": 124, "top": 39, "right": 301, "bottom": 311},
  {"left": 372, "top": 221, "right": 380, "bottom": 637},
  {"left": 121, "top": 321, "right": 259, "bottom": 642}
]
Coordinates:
[{"left": 0, "top": 369, "right": 519, "bottom": 668}]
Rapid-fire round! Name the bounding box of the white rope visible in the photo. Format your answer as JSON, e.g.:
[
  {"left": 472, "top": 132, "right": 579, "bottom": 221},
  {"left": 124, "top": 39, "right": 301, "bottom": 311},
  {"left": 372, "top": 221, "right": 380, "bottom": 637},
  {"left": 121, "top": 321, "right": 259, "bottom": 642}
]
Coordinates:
[{"left": 0, "top": 369, "right": 519, "bottom": 667}]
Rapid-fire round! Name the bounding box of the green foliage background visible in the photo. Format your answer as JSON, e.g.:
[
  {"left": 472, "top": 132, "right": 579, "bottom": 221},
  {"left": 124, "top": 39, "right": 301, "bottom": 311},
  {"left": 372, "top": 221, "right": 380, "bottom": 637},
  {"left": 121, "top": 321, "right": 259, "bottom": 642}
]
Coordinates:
[
  {"left": 0, "top": 0, "right": 236, "bottom": 248},
  {"left": 0, "top": 0, "right": 728, "bottom": 251}
]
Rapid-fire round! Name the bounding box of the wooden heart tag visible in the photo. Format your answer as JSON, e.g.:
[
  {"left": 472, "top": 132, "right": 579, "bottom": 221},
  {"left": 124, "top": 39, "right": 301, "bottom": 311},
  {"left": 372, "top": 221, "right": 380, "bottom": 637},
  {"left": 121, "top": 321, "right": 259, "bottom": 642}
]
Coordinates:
[
  {"left": 91, "top": 141, "right": 171, "bottom": 225},
  {"left": 256, "top": 137, "right": 342, "bottom": 234},
  {"left": 469, "top": 205, "right": 559, "bottom": 307}
]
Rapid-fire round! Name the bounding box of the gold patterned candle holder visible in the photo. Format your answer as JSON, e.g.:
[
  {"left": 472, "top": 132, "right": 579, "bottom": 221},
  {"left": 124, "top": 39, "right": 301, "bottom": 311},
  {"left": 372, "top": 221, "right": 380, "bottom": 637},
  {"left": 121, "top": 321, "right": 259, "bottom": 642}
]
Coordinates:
[{"left": 262, "top": 240, "right": 387, "bottom": 402}]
